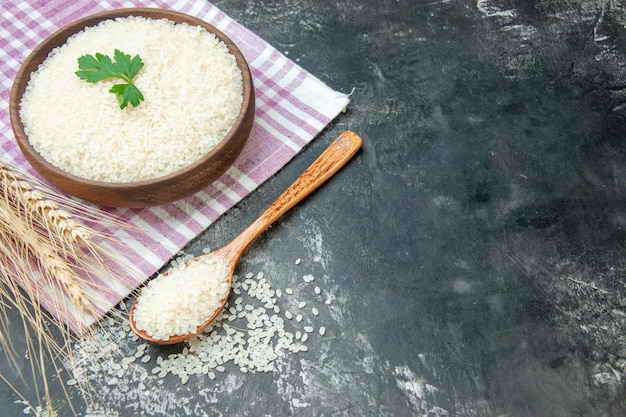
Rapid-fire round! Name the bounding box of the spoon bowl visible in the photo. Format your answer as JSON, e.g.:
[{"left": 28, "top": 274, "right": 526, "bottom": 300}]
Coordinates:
[{"left": 129, "top": 130, "right": 362, "bottom": 344}]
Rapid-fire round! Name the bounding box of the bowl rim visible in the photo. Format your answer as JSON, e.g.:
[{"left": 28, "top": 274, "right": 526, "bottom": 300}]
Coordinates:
[{"left": 9, "top": 7, "right": 254, "bottom": 191}]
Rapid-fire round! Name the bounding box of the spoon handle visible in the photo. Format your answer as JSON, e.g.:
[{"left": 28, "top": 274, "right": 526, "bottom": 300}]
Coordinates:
[{"left": 214, "top": 130, "right": 362, "bottom": 265}]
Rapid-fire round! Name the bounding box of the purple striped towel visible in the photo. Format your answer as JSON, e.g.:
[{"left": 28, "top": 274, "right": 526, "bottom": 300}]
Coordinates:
[{"left": 1, "top": 0, "right": 350, "bottom": 332}]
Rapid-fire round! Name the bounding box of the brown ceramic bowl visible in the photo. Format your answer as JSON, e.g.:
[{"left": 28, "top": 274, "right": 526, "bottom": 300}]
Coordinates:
[{"left": 9, "top": 8, "right": 255, "bottom": 208}]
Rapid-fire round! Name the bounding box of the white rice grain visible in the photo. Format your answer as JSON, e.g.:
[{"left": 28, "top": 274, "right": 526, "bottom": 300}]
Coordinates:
[
  {"left": 132, "top": 255, "right": 230, "bottom": 341},
  {"left": 20, "top": 16, "right": 243, "bottom": 182}
]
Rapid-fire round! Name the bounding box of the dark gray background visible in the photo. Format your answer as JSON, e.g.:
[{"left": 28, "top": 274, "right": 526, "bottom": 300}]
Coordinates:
[{"left": 2, "top": 0, "right": 626, "bottom": 416}]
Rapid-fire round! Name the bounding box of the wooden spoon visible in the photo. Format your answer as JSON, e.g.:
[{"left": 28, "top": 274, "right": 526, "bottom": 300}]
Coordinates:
[{"left": 129, "top": 130, "right": 362, "bottom": 344}]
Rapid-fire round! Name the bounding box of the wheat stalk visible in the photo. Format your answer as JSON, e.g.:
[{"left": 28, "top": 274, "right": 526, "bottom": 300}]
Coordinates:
[
  {"left": 0, "top": 160, "right": 150, "bottom": 416},
  {"left": 1, "top": 169, "right": 95, "bottom": 316}
]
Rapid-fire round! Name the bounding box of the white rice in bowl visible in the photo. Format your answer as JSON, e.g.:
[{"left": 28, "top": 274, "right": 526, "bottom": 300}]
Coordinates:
[{"left": 19, "top": 16, "right": 244, "bottom": 183}]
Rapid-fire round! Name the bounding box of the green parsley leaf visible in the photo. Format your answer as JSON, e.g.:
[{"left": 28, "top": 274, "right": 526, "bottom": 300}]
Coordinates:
[
  {"left": 109, "top": 83, "right": 144, "bottom": 110},
  {"left": 75, "top": 49, "right": 145, "bottom": 109}
]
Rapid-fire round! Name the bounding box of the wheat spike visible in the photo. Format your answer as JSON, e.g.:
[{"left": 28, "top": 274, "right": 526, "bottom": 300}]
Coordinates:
[
  {"left": 1, "top": 206, "right": 92, "bottom": 313},
  {"left": 1, "top": 165, "right": 93, "bottom": 247}
]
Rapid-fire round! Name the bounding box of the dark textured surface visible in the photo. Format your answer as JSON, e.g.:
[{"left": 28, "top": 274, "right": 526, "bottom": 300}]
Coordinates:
[{"left": 2, "top": 0, "right": 626, "bottom": 416}]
